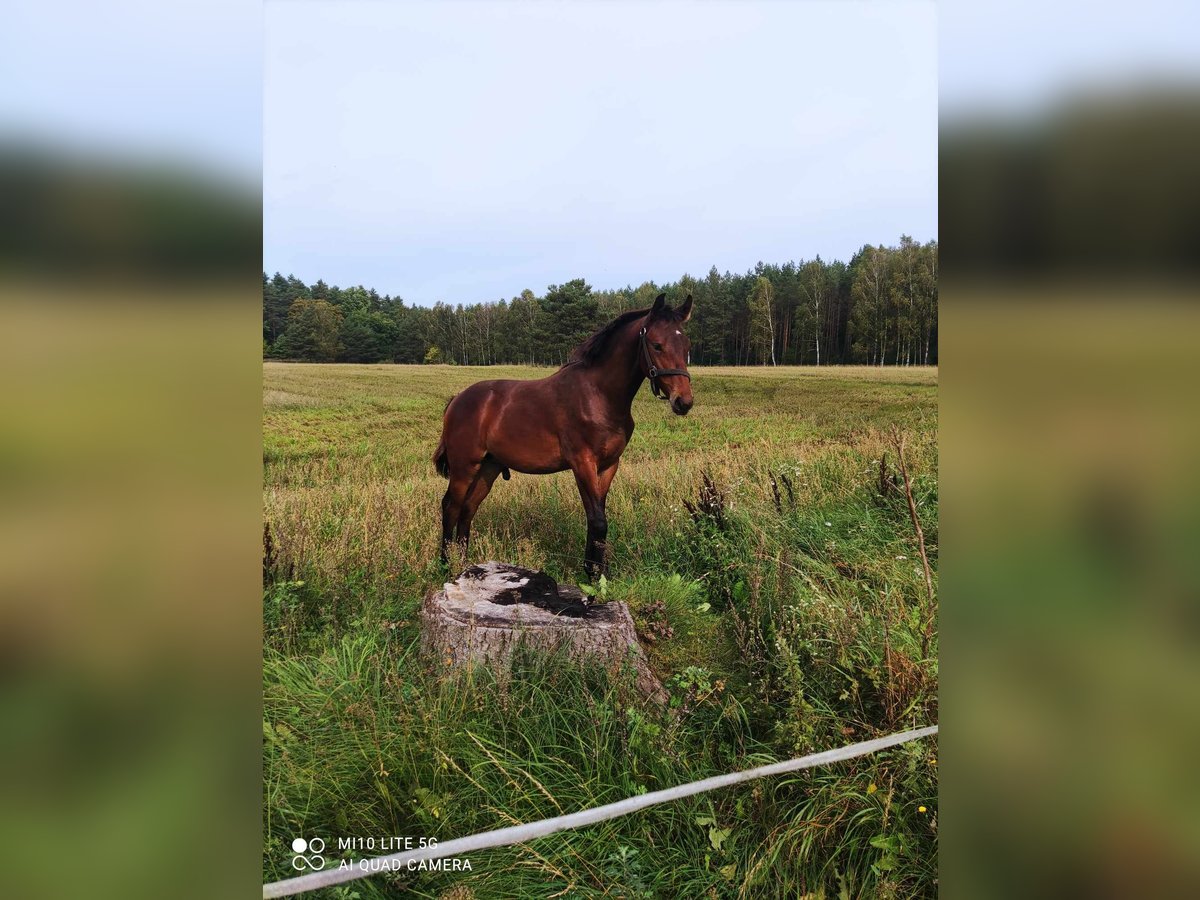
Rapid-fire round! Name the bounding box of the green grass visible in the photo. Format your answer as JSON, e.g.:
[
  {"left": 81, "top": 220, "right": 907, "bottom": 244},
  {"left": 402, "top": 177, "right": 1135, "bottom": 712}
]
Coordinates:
[{"left": 264, "top": 364, "right": 938, "bottom": 898}]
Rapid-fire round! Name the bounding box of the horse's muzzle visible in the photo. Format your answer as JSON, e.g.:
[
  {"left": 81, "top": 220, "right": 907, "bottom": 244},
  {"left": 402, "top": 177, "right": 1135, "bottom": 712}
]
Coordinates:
[{"left": 671, "top": 395, "right": 693, "bottom": 416}]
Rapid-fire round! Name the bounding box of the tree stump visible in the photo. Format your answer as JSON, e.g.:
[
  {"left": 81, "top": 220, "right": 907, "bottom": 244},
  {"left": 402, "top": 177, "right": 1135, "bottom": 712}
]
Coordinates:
[{"left": 421, "top": 562, "right": 667, "bottom": 703}]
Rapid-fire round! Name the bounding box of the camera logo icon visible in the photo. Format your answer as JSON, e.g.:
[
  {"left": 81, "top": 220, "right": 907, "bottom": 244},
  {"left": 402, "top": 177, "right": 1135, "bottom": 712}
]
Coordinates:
[{"left": 290, "top": 837, "right": 326, "bottom": 871}]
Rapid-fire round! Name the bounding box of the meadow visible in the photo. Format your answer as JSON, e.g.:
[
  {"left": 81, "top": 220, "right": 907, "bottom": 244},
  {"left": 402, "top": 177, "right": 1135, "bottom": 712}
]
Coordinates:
[{"left": 263, "top": 363, "right": 938, "bottom": 899}]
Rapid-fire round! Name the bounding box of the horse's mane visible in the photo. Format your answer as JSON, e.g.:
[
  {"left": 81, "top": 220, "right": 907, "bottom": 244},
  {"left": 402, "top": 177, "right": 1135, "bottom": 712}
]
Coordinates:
[{"left": 565, "top": 307, "right": 650, "bottom": 368}]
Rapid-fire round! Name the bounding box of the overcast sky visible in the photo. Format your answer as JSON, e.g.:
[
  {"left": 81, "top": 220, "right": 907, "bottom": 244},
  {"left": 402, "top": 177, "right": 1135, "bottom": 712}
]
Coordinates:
[{"left": 265, "top": 0, "right": 937, "bottom": 306}]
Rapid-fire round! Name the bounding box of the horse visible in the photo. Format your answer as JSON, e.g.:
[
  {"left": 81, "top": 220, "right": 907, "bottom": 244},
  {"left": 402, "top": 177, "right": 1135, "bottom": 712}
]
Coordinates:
[{"left": 433, "top": 292, "right": 694, "bottom": 578}]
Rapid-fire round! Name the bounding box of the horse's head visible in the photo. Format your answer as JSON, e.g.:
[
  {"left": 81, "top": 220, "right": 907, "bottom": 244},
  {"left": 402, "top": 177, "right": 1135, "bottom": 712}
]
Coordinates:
[{"left": 644, "top": 293, "right": 694, "bottom": 415}]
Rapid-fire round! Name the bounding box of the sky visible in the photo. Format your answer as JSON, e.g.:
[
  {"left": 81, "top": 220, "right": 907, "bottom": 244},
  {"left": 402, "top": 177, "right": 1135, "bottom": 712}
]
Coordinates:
[
  {"left": 4, "top": 0, "right": 1197, "bottom": 307},
  {"left": 264, "top": 0, "right": 938, "bottom": 306}
]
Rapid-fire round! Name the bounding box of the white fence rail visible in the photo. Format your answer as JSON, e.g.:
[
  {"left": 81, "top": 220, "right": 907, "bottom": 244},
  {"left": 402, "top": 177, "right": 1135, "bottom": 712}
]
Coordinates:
[{"left": 263, "top": 724, "right": 938, "bottom": 898}]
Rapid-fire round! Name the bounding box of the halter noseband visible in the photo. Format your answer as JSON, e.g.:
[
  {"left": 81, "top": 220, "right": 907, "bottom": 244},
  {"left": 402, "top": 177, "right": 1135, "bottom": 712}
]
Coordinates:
[{"left": 638, "top": 326, "right": 691, "bottom": 400}]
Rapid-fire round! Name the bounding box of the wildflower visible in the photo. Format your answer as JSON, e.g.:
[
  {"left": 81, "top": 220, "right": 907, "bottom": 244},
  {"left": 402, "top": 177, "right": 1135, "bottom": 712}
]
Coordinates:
[
  {"left": 824, "top": 521, "right": 832, "bottom": 527},
  {"left": 918, "top": 805, "right": 927, "bottom": 813},
  {"left": 867, "top": 783, "right": 877, "bottom": 795},
  {"left": 895, "top": 555, "right": 907, "bottom": 560}
]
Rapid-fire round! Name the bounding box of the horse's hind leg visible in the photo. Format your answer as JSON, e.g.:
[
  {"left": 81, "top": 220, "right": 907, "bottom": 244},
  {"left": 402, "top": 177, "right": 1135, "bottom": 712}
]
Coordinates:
[
  {"left": 440, "top": 472, "right": 472, "bottom": 565},
  {"left": 456, "top": 457, "right": 503, "bottom": 554}
]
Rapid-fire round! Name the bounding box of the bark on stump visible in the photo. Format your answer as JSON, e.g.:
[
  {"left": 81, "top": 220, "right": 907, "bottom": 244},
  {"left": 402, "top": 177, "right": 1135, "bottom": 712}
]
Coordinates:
[{"left": 421, "top": 562, "right": 666, "bottom": 703}]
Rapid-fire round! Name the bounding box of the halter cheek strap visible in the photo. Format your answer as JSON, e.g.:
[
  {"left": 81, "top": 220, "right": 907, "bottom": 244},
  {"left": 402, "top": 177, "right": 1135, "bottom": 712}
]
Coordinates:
[{"left": 639, "top": 327, "right": 691, "bottom": 400}]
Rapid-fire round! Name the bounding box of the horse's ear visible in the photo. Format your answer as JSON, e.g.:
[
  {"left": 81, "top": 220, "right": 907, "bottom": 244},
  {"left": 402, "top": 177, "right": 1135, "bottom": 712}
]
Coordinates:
[
  {"left": 677, "top": 294, "right": 693, "bottom": 322},
  {"left": 650, "top": 293, "right": 667, "bottom": 317}
]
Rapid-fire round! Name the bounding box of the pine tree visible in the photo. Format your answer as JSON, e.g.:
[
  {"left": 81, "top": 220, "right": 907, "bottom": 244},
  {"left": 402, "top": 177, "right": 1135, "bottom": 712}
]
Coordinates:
[
  {"left": 534, "top": 279, "right": 598, "bottom": 365},
  {"left": 275, "top": 299, "right": 343, "bottom": 362}
]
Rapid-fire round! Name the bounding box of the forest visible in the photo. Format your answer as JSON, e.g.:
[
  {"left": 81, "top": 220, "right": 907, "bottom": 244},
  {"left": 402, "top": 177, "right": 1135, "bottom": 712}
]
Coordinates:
[{"left": 263, "top": 235, "right": 936, "bottom": 367}]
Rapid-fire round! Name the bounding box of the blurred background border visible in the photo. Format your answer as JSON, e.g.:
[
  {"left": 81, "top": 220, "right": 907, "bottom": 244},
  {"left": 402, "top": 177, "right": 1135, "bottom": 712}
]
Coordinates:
[
  {"left": 940, "top": 0, "right": 1200, "bottom": 896},
  {"left": 1, "top": 3, "right": 262, "bottom": 899}
]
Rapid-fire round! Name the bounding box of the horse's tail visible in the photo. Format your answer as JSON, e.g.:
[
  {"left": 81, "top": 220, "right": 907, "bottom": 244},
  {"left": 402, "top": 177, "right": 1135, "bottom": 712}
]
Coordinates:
[
  {"left": 432, "top": 394, "right": 455, "bottom": 478},
  {"left": 432, "top": 439, "right": 449, "bottom": 478}
]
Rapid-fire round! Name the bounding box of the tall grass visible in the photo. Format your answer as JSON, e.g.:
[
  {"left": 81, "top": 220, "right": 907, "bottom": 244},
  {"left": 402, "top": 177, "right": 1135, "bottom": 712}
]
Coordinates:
[{"left": 264, "top": 364, "right": 938, "bottom": 898}]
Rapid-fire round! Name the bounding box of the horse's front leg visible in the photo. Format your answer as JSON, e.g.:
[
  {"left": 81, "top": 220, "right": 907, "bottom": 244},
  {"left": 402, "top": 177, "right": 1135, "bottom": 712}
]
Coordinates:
[{"left": 572, "top": 458, "right": 619, "bottom": 581}]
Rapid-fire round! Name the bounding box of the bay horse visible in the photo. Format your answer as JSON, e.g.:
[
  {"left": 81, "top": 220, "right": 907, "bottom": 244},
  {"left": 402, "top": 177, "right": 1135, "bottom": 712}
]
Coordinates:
[{"left": 433, "top": 292, "right": 694, "bottom": 578}]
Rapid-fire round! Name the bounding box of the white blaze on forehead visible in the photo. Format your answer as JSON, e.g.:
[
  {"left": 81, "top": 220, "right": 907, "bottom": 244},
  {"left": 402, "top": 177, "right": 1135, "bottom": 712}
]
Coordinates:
[{"left": 675, "top": 330, "right": 681, "bottom": 335}]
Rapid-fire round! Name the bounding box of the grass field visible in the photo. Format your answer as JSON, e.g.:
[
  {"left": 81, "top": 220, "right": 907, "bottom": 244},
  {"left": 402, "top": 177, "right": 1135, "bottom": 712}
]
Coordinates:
[{"left": 263, "top": 363, "right": 938, "bottom": 899}]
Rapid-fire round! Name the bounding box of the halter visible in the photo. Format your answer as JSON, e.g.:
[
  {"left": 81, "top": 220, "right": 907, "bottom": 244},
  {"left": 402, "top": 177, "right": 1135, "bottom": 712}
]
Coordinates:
[{"left": 638, "top": 326, "right": 691, "bottom": 400}]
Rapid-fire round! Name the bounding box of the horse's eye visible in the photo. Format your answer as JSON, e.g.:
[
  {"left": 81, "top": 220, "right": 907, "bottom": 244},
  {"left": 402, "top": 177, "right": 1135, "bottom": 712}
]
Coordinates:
[{"left": 653, "top": 343, "right": 663, "bottom": 351}]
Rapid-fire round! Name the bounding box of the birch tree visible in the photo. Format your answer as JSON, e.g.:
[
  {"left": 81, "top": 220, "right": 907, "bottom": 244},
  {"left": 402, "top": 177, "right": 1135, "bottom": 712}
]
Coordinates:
[{"left": 747, "top": 275, "right": 776, "bottom": 365}]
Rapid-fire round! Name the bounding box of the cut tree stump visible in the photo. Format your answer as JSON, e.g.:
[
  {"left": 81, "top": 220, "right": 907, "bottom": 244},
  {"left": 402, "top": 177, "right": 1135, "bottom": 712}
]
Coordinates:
[{"left": 421, "top": 562, "right": 667, "bottom": 703}]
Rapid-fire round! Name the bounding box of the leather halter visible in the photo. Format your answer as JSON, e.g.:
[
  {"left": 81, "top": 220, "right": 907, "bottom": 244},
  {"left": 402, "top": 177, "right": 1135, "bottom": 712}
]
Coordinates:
[{"left": 638, "top": 326, "right": 691, "bottom": 400}]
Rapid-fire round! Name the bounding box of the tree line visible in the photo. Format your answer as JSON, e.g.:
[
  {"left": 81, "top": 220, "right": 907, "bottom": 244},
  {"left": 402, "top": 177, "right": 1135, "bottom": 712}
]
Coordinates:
[{"left": 264, "top": 235, "right": 936, "bottom": 367}]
